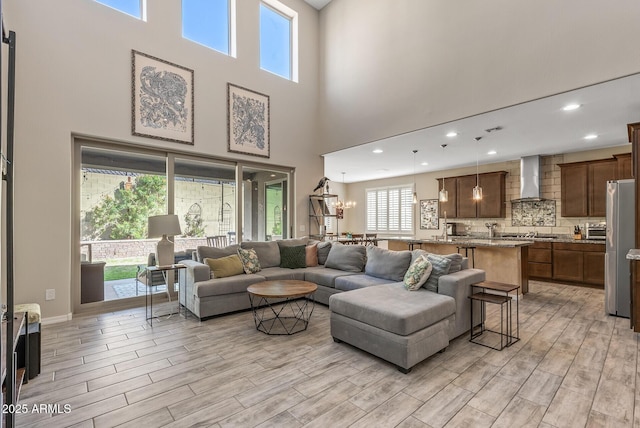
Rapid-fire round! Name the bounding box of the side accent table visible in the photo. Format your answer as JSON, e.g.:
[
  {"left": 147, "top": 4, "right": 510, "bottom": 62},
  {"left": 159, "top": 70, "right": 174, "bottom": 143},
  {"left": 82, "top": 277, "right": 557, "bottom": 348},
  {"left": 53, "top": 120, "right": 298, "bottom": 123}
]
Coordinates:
[
  {"left": 144, "top": 264, "right": 187, "bottom": 326},
  {"left": 469, "top": 280, "right": 520, "bottom": 350}
]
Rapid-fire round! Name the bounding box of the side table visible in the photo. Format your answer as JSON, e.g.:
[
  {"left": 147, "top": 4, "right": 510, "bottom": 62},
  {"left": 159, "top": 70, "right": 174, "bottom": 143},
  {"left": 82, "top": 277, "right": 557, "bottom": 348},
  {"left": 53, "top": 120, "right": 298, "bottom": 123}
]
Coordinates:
[
  {"left": 144, "top": 264, "right": 187, "bottom": 326},
  {"left": 469, "top": 280, "right": 520, "bottom": 350}
]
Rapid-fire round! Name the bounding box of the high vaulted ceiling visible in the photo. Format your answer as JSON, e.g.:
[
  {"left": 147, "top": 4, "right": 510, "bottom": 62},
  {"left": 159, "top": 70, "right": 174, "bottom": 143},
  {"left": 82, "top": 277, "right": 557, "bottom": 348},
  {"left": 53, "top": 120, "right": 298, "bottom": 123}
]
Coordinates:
[{"left": 323, "top": 73, "right": 640, "bottom": 183}]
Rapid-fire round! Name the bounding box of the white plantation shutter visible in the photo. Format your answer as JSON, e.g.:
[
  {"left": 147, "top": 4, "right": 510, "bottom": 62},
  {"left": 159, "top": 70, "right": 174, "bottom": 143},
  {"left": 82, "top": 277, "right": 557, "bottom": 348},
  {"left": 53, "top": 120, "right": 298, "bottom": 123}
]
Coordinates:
[{"left": 366, "top": 185, "right": 414, "bottom": 233}]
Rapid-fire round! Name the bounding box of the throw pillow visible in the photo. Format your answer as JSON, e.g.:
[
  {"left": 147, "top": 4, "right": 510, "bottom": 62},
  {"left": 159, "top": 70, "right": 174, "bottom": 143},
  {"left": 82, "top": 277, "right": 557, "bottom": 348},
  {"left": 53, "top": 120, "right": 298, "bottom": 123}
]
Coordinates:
[
  {"left": 325, "top": 243, "right": 367, "bottom": 273},
  {"left": 280, "top": 245, "right": 307, "bottom": 269},
  {"left": 204, "top": 255, "right": 244, "bottom": 278},
  {"left": 423, "top": 254, "right": 452, "bottom": 292},
  {"left": 403, "top": 255, "right": 433, "bottom": 291},
  {"left": 276, "top": 237, "right": 309, "bottom": 248},
  {"left": 237, "top": 248, "right": 261, "bottom": 274},
  {"left": 444, "top": 253, "right": 464, "bottom": 273},
  {"left": 317, "top": 241, "right": 332, "bottom": 265},
  {"left": 306, "top": 243, "right": 319, "bottom": 267}
]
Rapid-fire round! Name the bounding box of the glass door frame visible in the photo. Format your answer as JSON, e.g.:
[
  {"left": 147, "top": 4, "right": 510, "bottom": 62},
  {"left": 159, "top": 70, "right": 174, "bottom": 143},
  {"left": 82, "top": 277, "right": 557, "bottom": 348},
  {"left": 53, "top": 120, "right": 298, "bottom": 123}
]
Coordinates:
[{"left": 72, "top": 137, "right": 296, "bottom": 314}]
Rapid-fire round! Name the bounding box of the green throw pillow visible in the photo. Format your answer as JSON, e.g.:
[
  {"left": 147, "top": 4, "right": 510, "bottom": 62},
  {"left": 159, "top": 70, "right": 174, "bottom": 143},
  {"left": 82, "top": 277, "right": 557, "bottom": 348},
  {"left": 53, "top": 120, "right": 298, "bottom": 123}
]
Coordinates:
[
  {"left": 237, "top": 247, "right": 261, "bottom": 274},
  {"left": 280, "top": 245, "right": 307, "bottom": 269},
  {"left": 403, "top": 255, "right": 433, "bottom": 291},
  {"left": 423, "top": 254, "right": 452, "bottom": 292}
]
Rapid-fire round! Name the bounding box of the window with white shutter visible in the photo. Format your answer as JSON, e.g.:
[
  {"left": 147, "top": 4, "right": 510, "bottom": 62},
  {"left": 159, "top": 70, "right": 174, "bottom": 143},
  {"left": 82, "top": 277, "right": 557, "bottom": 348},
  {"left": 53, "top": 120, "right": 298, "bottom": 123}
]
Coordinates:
[{"left": 366, "top": 184, "right": 414, "bottom": 234}]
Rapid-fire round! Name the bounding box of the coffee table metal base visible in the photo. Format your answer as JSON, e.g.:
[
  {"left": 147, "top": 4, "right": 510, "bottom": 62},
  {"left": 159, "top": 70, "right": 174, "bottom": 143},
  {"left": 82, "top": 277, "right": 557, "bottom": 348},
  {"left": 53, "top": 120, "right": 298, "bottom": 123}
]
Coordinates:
[{"left": 249, "top": 295, "right": 315, "bottom": 335}]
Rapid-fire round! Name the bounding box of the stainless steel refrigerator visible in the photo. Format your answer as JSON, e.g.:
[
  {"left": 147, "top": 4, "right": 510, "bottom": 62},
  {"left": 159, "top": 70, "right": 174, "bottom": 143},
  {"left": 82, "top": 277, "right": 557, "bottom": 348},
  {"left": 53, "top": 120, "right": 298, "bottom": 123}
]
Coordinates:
[{"left": 605, "top": 179, "right": 635, "bottom": 318}]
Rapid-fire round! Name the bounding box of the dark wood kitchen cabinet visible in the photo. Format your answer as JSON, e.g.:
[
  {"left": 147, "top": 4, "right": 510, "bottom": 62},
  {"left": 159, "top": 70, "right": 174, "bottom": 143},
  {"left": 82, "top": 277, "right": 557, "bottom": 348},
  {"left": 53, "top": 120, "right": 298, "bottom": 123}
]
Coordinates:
[
  {"left": 437, "top": 171, "right": 506, "bottom": 219},
  {"left": 528, "top": 241, "right": 552, "bottom": 279},
  {"left": 615, "top": 153, "right": 633, "bottom": 179},
  {"left": 551, "top": 242, "right": 605, "bottom": 286},
  {"left": 559, "top": 158, "right": 617, "bottom": 217}
]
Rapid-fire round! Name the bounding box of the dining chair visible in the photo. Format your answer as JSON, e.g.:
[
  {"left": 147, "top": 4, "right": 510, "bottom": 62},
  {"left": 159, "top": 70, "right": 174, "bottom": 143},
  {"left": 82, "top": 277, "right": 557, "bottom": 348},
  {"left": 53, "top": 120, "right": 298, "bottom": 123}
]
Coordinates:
[{"left": 364, "top": 233, "right": 378, "bottom": 246}]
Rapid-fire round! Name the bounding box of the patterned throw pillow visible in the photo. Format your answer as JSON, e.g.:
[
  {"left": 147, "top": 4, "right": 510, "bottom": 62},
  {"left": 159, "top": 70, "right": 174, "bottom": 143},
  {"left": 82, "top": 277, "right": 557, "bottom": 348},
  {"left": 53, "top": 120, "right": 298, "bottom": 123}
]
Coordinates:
[
  {"left": 403, "top": 255, "right": 433, "bottom": 291},
  {"left": 237, "top": 247, "right": 261, "bottom": 274},
  {"left": 423, "top": 254, "right": 452, "bottom": 292},
  {"left": 280, "top": 245, "right": 307, "bottom": 269}
]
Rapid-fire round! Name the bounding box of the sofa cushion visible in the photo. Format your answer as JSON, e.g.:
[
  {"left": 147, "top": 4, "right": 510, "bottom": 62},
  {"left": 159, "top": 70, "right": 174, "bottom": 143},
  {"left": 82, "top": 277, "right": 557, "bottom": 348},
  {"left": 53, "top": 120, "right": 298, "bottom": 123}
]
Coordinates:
[
  {"left": 306, "top": 243, "right": 319, "bottom": 267},
  {"left": 276, "top": 237, "right": 309, "bottom": 248},
  {"left": 196, "top": 245, "right": 239, "bottom": 263},
  {"left": 365, "top": 246, "right": 412, "bottom": 282},
  {"left": 237, "top": 248, "right": 261, "bottom": 274},
  {"left": 259, "top": 267, "right": 306, "bottom": 281},
  {"left": 204, "top": 255, "right": 244, "bottom": 278},
  {"left": 325, "top": 243, "right": 366, "bottom": 273},
  {"left": 335, "top": 274, "right": 391, "bottom": 292},
  {"left": 404, "top": 255, "right": 433, "bottom": 291},
  {"left": 317, "top": 241, "right": 332, "bottom": 264},
  {"left": 194, "top": 274, "right": 266, "bottom": 297},
  {"left": 303, "top": 266, "right": 358, "bottom": 288},
  {"left": 240, "top": 241, "right": 280, "bottom": 268},
  {"left": 280, "top": 245, "right": 307, "bottom": 269},
  {"left": 411, "top": 249, "right": 429, "bottom": 265},
  {"left": 329, "top": 283, "right": 455, "bottom": 336},
  {"left": 424, "top": 254, "right": 452, "bottom": 292}
]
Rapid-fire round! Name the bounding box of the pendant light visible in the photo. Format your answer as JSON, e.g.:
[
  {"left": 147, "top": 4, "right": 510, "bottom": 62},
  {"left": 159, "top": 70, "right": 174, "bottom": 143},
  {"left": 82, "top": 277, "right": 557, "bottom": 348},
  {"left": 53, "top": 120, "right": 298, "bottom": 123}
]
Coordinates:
[
  {"left": 473, "top": 136, "right": 483, "bottom": 200},
  {"left": 412, "top": 149, "right": 418, "bottom": 204},
  {"left": 439, "top": 144, "right": 448, "bottom": 202}
]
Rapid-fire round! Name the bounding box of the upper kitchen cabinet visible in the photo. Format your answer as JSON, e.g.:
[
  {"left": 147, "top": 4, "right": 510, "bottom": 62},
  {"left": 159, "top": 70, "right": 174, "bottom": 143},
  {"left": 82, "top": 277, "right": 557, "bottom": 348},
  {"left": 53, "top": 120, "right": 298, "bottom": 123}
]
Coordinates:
[
  {"left": 615, "top": 153, "right": 633, "bottom": 179},
  {"left": 436, "top": 171, "right": 507, "bottom": 218},
  {"left": 559, "top": 157, "right": 617, "bottom": 217}
]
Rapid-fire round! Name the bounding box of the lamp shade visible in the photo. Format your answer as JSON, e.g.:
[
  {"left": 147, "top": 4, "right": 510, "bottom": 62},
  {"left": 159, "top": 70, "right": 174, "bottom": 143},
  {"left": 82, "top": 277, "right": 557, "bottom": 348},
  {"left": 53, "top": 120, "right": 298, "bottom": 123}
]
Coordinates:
[{"left": 148, "top": 214, "right": 182, "bottom": 238}]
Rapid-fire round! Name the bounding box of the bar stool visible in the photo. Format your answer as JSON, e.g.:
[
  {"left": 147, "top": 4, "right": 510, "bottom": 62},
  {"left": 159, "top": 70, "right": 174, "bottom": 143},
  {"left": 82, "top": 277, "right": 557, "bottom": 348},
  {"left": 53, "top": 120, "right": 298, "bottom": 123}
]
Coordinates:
[{"left": 457, "top": 245, "right": 476, "bottom": 268}]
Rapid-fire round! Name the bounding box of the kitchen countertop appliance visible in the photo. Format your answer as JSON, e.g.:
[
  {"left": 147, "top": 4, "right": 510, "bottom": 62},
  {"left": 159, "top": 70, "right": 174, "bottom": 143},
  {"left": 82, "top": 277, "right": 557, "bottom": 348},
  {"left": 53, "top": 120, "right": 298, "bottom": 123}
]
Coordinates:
[
  {"left": 605, "top": 179, "right": 635, "bottom": 318},
  {"left": 585, "top": 222, "right": 607, "bottom": 240},
  {"left": 445, "top": 222, "right": 457, "bottom": 236}
]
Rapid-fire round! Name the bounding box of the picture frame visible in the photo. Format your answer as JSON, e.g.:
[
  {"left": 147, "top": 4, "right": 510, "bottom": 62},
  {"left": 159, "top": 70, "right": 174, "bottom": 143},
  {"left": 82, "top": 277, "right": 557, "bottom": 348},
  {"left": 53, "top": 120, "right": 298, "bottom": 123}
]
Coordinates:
[
  {"left": 227, "top": 83, "right": 270, "bottom": 158},
  {"left": 131, "top": 50, "right": 194, "bottom": 145},
  {"left": 420, "top": 199, "right": 439, "bottom": 229}
]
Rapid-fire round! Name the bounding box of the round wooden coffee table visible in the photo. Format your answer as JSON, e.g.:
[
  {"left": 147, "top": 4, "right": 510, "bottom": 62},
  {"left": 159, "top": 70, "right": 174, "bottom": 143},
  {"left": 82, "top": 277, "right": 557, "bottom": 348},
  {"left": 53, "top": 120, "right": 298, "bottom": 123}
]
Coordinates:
[{"left": 247, "top": 280, "right": 317, "bottom": 335}]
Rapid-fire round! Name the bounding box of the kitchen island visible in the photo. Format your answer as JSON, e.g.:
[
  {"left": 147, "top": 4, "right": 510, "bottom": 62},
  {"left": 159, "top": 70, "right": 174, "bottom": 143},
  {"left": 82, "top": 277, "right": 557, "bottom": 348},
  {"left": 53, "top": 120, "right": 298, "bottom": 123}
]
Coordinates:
[{"left": 389, "top": 238, "right": 533, "bottom": 293}]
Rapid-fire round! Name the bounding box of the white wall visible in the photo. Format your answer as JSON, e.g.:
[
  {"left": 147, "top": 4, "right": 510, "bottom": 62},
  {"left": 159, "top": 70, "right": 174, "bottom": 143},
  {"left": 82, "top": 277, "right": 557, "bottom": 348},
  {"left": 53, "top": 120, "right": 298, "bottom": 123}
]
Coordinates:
[
  {"left": 318, "top": 0, "right": 640, "bottom": 152},
  {"left": 4, "top": 0, "right": 322, "bottom": 318}
]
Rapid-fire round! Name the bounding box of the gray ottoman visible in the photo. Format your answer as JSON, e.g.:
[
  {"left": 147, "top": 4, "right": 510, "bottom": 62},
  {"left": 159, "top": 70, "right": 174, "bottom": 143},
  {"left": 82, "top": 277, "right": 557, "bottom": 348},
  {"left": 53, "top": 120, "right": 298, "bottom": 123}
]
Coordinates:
[{"left": 329, "top": 283, "right": 455, "bottom": 373}]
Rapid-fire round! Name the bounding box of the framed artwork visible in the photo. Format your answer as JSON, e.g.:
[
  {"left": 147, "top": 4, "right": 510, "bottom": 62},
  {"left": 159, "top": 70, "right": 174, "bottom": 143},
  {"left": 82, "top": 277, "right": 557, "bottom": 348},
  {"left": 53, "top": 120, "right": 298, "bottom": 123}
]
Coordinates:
[
  {"left": 131, "top": 50, "right": 194, "bottom": 145},
  {"left": 420, "top": 199, "right": 439, "bottom": 230},
  {"left": 227, "top": 83, "right": 270, "bottom": 158}
]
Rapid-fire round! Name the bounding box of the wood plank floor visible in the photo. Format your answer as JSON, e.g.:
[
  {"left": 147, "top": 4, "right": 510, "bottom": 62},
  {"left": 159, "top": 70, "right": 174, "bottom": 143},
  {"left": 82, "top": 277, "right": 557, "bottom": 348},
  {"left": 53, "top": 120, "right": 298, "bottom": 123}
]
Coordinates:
[{"left": 16, "top": 280, "right": 639, "bottom": 427}]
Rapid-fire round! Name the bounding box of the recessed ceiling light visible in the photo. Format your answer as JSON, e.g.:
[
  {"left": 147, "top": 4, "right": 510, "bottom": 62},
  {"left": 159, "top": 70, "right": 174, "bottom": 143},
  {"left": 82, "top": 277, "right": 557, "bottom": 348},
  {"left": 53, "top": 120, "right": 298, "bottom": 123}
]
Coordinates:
[
  {"left": 270, "top": 174, "right": 276, "bottom": 177},
  {"left": 487, "top": 150, "right": 497, "bottom": 155},
  {"left": 563, "top": 103, "right": 581, "bottom": 111},
  {"left": 421, "top": 162, "right": 428, "bottom": 166},
  {"left": 372, "top": 149, "right": 383, "bottom": 154},
  {"left": 446, "top": 132, "right": 457, "bottom": 137},
  {"left": 584, "top": 134, "right": 598, "bottom": 140}
]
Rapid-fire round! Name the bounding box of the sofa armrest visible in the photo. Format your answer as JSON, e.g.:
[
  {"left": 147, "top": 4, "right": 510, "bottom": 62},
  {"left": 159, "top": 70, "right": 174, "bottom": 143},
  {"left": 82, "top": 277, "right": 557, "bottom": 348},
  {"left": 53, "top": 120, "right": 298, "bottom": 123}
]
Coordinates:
[
  {"left": 182, "top": 259, "right": 211, "bottom": 283},
  {"left": 437, "top": 268, "right": 486, "bottom": 339}
]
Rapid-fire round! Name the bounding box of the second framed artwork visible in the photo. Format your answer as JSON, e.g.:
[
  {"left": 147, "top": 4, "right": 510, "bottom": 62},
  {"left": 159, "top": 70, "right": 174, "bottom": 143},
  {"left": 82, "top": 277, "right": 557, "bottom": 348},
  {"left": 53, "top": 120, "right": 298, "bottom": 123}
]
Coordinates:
[
  {"left": 420, "top": 199, "right": 439, "bottom": 230},
  {"left": 227, "top": 83, "right": 270, "bottom": 158}
]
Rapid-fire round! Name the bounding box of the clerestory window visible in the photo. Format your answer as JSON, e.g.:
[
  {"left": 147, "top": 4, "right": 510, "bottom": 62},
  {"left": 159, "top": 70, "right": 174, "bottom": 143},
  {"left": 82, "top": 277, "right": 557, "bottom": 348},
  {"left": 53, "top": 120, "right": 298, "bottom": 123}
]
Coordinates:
[
  {"left": 182, "top": 0, "right": 236, "bottom": 56},
  {"left": 260, "top": 0, "right": 298, "bottom": 82},
  {"left": 95, "top": 0, "right": 146, "bottom": 20}
]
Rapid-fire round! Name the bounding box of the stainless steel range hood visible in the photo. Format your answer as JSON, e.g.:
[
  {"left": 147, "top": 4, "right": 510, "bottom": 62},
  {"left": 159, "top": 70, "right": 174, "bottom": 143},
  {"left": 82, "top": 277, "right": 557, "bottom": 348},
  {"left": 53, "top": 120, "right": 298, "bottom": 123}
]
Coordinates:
[{"left": 511, "top": 155, "right": 550, "bottom": 202}]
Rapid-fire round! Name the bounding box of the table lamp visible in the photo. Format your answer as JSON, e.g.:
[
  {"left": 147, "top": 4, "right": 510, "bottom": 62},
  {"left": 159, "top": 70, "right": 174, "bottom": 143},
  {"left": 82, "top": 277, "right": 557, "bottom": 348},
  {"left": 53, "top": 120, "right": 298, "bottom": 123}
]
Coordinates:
[{"left": 148, "top": 214, "right": 182, "bottom": 267}]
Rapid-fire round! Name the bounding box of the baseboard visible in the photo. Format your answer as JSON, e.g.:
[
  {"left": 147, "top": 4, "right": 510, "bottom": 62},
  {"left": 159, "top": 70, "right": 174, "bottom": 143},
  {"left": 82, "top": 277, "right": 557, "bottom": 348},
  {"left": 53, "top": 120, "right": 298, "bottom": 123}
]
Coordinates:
[{"left": 42, "top": 313, "right": 73, "bottom": 325}]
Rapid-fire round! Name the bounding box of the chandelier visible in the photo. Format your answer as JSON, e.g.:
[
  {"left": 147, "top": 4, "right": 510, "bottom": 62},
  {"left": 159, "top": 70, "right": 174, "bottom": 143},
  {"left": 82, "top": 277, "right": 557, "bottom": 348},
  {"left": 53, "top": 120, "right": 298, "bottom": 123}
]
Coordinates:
[{"left": 332, "top": 172, "right": 356, "bottom": 218}]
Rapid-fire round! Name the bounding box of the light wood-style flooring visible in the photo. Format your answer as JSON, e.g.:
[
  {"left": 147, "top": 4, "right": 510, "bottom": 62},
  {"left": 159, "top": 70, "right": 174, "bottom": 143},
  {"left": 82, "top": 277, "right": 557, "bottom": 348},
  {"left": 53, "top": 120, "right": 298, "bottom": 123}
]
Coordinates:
[{"left": 16, "top": 280, "right": 640, "bottom": 427}]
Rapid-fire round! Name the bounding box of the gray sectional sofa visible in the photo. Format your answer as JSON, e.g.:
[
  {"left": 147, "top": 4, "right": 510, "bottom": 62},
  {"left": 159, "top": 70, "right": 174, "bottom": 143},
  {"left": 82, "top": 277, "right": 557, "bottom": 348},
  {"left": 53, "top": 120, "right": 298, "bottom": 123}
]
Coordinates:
[{"left": 181, "top": 238, "right": 485, "bottom": 339}]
